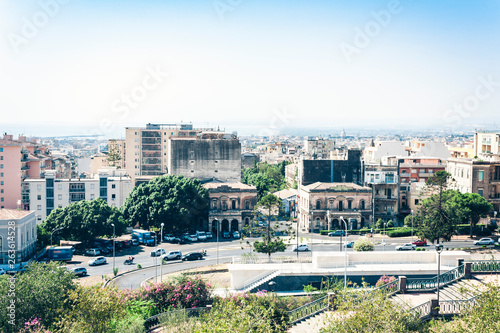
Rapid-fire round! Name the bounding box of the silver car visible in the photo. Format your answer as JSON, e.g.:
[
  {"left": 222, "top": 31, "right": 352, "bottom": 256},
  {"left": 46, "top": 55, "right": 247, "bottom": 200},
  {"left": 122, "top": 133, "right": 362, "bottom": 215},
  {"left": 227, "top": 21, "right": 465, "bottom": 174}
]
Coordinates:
[
  {"left": 162, "top": 251, "right": 182, "bottom": 261},
  {"left": 474, "top": 238, "right": 495, "bottom": 245},
  {"left": 88, "top": 256, "right": 107, "bottom": 266}
]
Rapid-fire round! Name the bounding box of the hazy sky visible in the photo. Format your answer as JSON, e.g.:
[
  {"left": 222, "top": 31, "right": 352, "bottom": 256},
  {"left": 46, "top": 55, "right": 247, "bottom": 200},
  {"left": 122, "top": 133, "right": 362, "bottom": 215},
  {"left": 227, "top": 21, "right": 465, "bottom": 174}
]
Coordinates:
[{"left": 1, "top": 0, "right": 500, "bottom": 137}]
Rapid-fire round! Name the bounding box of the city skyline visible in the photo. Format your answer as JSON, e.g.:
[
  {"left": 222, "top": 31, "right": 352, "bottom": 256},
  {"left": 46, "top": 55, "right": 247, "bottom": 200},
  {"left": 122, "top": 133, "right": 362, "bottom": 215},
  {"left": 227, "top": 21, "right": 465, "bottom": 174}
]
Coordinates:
[{"left": 1, "top": 0, "right": 500, "bottom": 138}]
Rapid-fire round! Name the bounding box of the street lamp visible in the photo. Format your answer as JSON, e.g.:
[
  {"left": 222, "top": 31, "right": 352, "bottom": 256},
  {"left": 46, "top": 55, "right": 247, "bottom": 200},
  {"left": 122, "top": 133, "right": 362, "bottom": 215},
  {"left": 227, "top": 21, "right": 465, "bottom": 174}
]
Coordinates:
[
  {"left": 50, "top": 227, "right": 64, "bottom": 247},
  {"left": 436, "top": 244, "right": 444, "bottom": 314},
  {"left": 340, "top": 216, "right": 348, "bottom": 290},
  {"left": 160, "top": 223, "right": 164, "bottom": 282},
  {"left": 383, "top": 222, "right": 386, "bottom": 251},
  {"left": 411, "top": 210, "right": 414, "bottom": 244},
  {"left": 111, "top": 223, "right": 115, "bottom": 273},
  {"left": 215, "top": 218, "right": 219, "bottom": 265}
]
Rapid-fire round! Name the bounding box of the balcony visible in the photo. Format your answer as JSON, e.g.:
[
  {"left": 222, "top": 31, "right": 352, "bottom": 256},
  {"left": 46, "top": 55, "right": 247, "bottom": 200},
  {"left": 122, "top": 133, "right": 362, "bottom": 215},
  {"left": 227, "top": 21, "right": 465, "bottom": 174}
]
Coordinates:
[
  {"left": 21, "top": 156, "right": 29, "bottom": 162},
  {"left": 142, "top": 146, "right": 161, "bottom": 151},
  {"left": 21, "top": 165, "right": 30, "bottom": 170}
]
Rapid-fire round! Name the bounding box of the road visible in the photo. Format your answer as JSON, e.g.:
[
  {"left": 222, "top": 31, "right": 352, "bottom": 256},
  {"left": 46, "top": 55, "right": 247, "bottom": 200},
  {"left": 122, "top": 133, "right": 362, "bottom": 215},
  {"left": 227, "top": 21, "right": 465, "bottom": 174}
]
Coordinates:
[{"left": 64, "top": 232, "right": 493, "bottom": 289}]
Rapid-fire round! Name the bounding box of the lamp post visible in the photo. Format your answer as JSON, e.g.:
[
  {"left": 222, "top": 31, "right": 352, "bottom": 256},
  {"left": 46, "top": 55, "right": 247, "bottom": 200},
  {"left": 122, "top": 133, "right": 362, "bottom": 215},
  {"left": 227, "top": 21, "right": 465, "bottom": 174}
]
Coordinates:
[
  {"left": 50, "top": 227, "right": 64, "bottom": 247},
  {"left": 411, "top": 210, "right": 414, "bottom": 244},
  {"left": 111, "top": 223, "right": 115, "bottom": 273},
  {"left": 340, "top": 216, "right": 348, "bottom": 290},
  {"left": 436, "top": 244, "right": 443, "bottom": 315},
  {"left": 296, "top": 215, "right": 299, "bottom": 258},
  {"left": 215, "top": 218, "right": 219, "bottom": 265},
  {"left": 383, "top": 222, "right": 386, "bottom": 251},
  {"left": 160, "top": 223, "right": 164, "bottom": 283},
  {"left": 154, "top": 230, "right": 158, "bottom": 283}
]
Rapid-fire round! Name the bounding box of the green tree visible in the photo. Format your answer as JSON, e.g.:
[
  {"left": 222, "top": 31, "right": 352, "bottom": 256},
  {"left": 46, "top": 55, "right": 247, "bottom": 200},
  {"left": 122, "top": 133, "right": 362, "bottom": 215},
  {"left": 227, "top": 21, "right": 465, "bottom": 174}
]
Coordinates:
[
  {"left": 242, "top": 162, "right": 290, "bottom": 198},
  {"left": 386, "top": 220, "right": 394, "bottom": 228},
  {"left": 252, "top": 194, "right": 288, "bottom": 260},
  {"left": 376, "top": 219, "right": 385, "bottom": 230},
  {"left": 447, "top": 192, "right": 493, "bottom": 237},
  {"left": 40, "top": 198, "right": 127, "bottom": 247},
  {"left": 0, "top": 262, "right": 76, "bottom": 332},
  {"left": 122, "top": 175, "right": 208, "bottom": 231}
]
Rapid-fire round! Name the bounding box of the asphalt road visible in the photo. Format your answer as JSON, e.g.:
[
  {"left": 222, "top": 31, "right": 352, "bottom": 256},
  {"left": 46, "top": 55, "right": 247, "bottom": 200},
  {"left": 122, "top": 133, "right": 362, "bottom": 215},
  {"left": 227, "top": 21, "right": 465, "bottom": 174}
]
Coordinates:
[{"left": 65, "top": 232, "right": 495, "bottom": 289}]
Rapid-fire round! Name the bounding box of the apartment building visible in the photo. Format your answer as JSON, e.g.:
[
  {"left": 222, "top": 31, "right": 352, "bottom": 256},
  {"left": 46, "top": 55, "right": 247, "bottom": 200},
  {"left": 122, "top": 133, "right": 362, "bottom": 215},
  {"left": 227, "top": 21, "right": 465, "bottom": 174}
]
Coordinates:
[
  {"left": 0, "top": 209, "right": 37, "bottom": 267},
  {"left": 303, "top": 137, "right": 335, "bottom": 159},
  {"left": 474, "top": 131, "right": 500, "bottom": 157},
  {"left": 125, "top": 123, "right": 241, "bottom": 183},
  {"left": 364, "top": 165, "right": 399, "bottom": 225},
  {"left": 0, "top": 134, "right": 70, "bottom": 210},
  {"left": 108, "top": 139, "right": 126, "bottom": 169},
  {"left": 447, "top": 158, "right": 500, "bottom": 213},
  {"left": 298, "top": 182, "right": 372, "bottom": 233},
  {"left": 24, "top": 168, "right": 133, "bottom": 222}
]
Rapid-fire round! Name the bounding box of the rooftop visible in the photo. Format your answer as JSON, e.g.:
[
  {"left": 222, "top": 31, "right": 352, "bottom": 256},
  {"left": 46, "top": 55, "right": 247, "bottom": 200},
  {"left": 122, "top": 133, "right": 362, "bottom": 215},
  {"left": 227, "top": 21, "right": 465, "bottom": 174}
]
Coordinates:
[
  {"left": 203, "top": 182, "right": 256, "bottom": 191},
  {"left": 0, "top": 209, "right": 33, "bottom": 220},
  {"left": 304, "top": 182, "right": 371, "bottom": 191}
]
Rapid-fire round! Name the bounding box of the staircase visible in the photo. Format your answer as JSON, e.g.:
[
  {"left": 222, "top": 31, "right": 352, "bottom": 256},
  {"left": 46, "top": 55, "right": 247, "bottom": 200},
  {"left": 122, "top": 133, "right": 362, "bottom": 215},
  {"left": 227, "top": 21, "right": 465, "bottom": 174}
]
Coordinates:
[
  {"left": 435, "top": 278, "right": 483, "bottom": 301},
  {"left": 239, "top": 270, "right": 280, "bottom": 293}
]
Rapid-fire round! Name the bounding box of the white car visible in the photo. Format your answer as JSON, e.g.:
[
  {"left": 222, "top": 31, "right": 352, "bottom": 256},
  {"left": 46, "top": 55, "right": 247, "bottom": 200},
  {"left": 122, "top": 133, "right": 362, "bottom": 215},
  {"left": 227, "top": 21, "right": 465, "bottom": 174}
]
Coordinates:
[
  {"left": 187, "top": 234, "right": 198, "bottom": 242},
  {"left": 196, "top": 231, "right": 207, "bottom": 241},
  {"left": 205, "top": 231, "right": 214, "bottom": 239},
  {"left": 70, "top": 267, "right": 87, "bottom": 277},
  {"left": 293, "top": 244, "right": 310, "bottom": 252},
  {"left": 474, "top": 238, "right": 495, "bottom": 245},
  {"left": 86, "top": 248, "right": 101, "bottom": 256},
  {"left": 150, "top": 248, "right": 166, "bottom": 257},
  {"left": 162, "top": 251, "right": 182, "bottom": 261},
  {"left": 88, "top": 256, "right": 107, "bottom": 266},
  {"left": 396, "top": 243, "right": 416, "bottom": 251},
  {"left": 164, "top": 234, "right": 176, "bottom": 242}
]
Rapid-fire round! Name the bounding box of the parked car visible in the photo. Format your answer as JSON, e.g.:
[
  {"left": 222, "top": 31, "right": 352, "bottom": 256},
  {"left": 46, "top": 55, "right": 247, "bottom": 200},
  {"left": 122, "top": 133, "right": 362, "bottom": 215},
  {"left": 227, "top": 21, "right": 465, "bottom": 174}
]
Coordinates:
[
  {"left": 232, "top": 231, "right": 240, "bottom": 239},
  {"left": 293, "top": 244, "right": 310, "bottom": 252},
  {"left": 162, "top": 251, "right": 182, "bottom": 261},
  {"left": 150, "top": 248, "right": 166, "bottom": 257},
  {"left": 182, "top": 252, "right": 204, "bottom": 261},
  {"left": 88, "top": 256, "right": 107, "bottom": 266},
  {"left": 205, "top": 231, "right": 214, "bottom": 239},
  {"left": 222, "top": 231, "right": 231, "bottom": 239},
  {"left": 164, "top": 234, "right": 176, "bottom": 242},
  {"left": 328, "top": 230, "right": 346, "bottom": 237},
  {"left": 343, "top": 241, "right": 355, "bottom": 248},
  {"left": 70, "top": 267, "right": 87, "bottom": 277},
  {"left": 258, "top": 221, "right": 268, "bottom": 227},
  {"left": 396, "top": 243, "right": 416, "bottom": 251},
  {"left": 123, "top": 240, "right": 132, "bottom": 248},
  {"left": 412, "top": 239, "right": 427, "bottom": 246},
  {"left": 131, "top": 239, "right": 139, "bottom": 246},
  {"left": 474, "top": 238, "right": 495, "bottom": 245},
  {"left": 196, "top": 231, "right": 207, "bottom": 241},
  {"left": 85, "top": 248, "right": 101, "bottom": 256},
  {"left": 98, "top": 247, "right": 110, "bottom": 254}
]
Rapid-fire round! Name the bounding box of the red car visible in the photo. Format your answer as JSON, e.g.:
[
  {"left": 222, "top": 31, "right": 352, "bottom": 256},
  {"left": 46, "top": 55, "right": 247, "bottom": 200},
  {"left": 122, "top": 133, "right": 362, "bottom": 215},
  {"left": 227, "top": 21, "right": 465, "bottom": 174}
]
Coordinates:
[{"left": 412, "top": 239, "right": 427, "bottom": 246}]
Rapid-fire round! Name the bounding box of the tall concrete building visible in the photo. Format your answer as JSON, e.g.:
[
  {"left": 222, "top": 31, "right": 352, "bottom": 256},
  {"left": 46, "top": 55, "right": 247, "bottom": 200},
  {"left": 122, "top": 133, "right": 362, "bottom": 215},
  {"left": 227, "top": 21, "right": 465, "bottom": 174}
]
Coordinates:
[{"left": 125, "top": 123, "right": 241, "bottom": 183}]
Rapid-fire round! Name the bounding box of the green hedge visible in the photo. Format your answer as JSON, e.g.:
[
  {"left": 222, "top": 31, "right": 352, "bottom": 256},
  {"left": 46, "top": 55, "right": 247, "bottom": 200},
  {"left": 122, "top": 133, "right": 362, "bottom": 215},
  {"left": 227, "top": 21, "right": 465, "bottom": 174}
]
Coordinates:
[
  {"left": 319, "top": 228, "right": 372, "bottom": 236},
  {"left": 387, "top": 227, "right": 413, "bottom": 238},
  {"left": 455, "top": 224, "right": 492, "bottom": 236}
]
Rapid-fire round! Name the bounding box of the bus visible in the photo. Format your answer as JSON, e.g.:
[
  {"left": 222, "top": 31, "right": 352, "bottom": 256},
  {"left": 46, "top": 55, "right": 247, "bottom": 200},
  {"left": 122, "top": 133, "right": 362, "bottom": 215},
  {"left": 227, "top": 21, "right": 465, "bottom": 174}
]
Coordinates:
[{"left": 47, "top": 246, "right": 74, "bottom": 261}]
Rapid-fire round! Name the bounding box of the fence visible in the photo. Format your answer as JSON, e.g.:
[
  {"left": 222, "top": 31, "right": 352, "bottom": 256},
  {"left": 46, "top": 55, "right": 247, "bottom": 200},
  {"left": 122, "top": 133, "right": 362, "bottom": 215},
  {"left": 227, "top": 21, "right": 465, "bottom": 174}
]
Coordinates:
[
  {"left": 233, "top": 255, "right": 312, "bottom": 265},
  {"left": 470, "top": 260, "right": 500, "bottom": 273},
  {"left": 288, "top": 296, "right": 328, "bottom": 324},
  {"left": 406, "top": 265, "right": 465, "bottom": 291}
]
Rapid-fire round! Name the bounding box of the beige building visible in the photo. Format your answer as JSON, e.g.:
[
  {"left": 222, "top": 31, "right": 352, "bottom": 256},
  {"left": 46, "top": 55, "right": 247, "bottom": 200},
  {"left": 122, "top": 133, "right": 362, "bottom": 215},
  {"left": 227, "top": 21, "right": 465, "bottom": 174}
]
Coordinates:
[
  {"left": 0, "top": 209, "right": 37, "bottom": 268},
  {"left": 447, "top": 158, "right": 500, "bottom": 213},
  {"left": 203, "top": 182, "right": 257, "bottom": 234},
  {"left": 298, "top": 182, "right": 372, "bottom": 233},
  {"left": 108, "top": 139, "right": 126, "bottom": 169}
]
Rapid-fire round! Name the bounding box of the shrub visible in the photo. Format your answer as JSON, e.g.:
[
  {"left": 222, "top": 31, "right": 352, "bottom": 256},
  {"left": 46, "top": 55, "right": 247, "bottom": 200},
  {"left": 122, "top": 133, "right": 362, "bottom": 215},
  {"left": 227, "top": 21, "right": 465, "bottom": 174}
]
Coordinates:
[
  {"left": 386, "top": 220, "right": 394, "bottom": 228},
  {"left": 387, "top": 227, "right": 412, "bottom": 237},
  {"left": 375, "top": 275, "right": 396, "bottom": 287},
  {"left": 113, "top": 267, "right": 119, "bottom": 276},
  {"left": 353, "top": 237, "right": 374, "bottom": 251}
]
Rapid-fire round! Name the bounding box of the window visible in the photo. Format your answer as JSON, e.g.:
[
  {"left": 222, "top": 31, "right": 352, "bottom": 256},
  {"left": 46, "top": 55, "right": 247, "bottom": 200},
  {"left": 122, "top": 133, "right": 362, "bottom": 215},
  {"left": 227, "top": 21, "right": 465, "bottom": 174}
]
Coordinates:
[
  {"left": 37, "top": 205, "right": 41, "bottom": 210},
  {"left": 0, "top": 173, "right": 3, "bottom": 177},
  {"left": 245, "top": 200, "right": 250, "bottom": 209},
  {"left": 0, "top": 156, "right": 3, "bottom": 160},
  {"left": 90, "top": 184, "right": 95, "bottom": 190},
  {"left": 111, "top": 194, "right": 116, "bottom": 200},
  {"left": 0, "top": 148, "right": 2, "bottom": 152},
  {"left": 212, "top": 200, "right": 218, "bottom": 209},
  {"left": 478, "top": 189, "right": 484, "bottom": 197},
  {"left": 58, "top": 184, "right": 62, "bottom": 190},
  {"left": 37, "top": 184, "right": 41, "bottom": 190},
  {"left": 37, "top": 195, "right": 41, "bottom": 200},
  {"left": 231, "top": 200, "right": 236, "bottom": 210},
  {"left": 415, "top": 199, "right": 419, "bottom": 205},
  {"left": 316, "top": 200, "right": 321, "bottom": 209},
  {"left": 100, "top": 188, "right": 107, "bottom": 197},
  {"left": 385, "top": 173, "right": 394, "bottom": 183},
  {"left": 0, "top": 164, "right": 3, "bottom": 169},
  {"left": 99, "top": 178, "right": 107, "bottom": 187},
  {"left": 58, "top": 194, "right": 62, "bottom": 200},
  {"left": 0, "top": 181, "right": 3, "bottom": 185},
  {"left": 111, "top": 184, "right": 116, "bottom": 189},
  {"left": 222, "top": 201, "right": 227, "bottom": 210},
  {"left": 338, "top": 201, "right": 343, "bottom": 211},
  {"left": 0, "top": 190, "right": 3, "bottom": 193},
  {"left": 347, "top": 200, "right": 352, "bottom": 209},
  {"left": 1, "top": 198, "right": 3, "bottom": 202},
  {"left": 360, "top": 200, "right": 365, "bottom": 210},
  {"left": 90, "top": 194, "right": 95, "bottom": 199},
  {"left": 478, "top": 171, "right": 484, "bottom": 181}
]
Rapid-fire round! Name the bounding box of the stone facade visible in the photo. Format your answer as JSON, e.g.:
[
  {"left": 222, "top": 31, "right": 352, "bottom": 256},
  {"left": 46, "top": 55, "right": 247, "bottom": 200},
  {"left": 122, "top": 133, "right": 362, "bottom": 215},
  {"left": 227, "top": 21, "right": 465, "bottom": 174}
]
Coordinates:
[
  {"left": 298, "top": 182, "right": 372, "bottom": 233},
  {"left": 364, "top": 165, "right": 400, "bottom": 225},
  {"left": 203, "top": 182, "right": 258, "bottom": 233}
]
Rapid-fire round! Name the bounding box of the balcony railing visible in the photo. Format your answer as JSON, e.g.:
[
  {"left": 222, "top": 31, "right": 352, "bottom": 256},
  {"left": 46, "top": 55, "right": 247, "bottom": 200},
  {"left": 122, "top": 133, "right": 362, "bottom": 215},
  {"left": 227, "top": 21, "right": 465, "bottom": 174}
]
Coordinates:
[{"left": 21, "top": 165, "right": 30, "bottom": 170}]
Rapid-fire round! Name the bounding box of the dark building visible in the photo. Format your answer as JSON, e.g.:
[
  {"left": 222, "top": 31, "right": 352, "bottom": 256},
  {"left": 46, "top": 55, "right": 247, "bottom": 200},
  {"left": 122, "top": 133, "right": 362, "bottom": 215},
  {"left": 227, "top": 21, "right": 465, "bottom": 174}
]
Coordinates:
[{"left": 299, "top": 149, "right": 362, "bottom": 186}]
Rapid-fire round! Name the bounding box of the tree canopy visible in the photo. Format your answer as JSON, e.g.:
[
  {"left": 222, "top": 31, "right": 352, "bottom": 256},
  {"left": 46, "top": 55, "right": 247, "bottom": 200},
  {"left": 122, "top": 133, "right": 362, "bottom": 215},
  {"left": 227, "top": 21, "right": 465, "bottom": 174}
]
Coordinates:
[
  {"left": 121, "top": 175, "right": 209, "bottom": 232},
  {"left": 41, "top": 198, "right": 127, "bottom": 247},
  {"left": 242, "top": 161, "right": 290, "bottom": 198}
]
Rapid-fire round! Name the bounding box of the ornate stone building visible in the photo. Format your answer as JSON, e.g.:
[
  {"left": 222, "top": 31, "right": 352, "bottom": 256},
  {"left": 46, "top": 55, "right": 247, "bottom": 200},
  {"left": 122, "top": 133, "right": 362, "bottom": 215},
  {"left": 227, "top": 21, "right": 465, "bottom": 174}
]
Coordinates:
[
  {"left": 203, "top": 182, "right": 257, "bottom": 234},
  {"left": 298, "top": 182, "right": 372, "bottom": 233}
]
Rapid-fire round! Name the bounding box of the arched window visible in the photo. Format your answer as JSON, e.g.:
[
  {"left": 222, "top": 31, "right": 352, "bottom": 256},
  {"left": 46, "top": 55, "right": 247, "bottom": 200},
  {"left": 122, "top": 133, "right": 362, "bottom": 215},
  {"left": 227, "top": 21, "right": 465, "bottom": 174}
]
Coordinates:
[
  {"left": 329, "top": 200, "right": 334, "bottom": 209},
  {"left": 222, "top": 201, "right": 228, "bottom": 210},
  {"left": 316, "top": 200, "right": 321, "bottom": 210},
  {"left": 360, "top": 200, "right": 365, "bottom": 210},
  {"left": 211, "top": 199, "right": 218, "bottom": 209},
  {"left": 231, "top": 200, "right": 236, "bottom": 210},
  {"left": 338, "top": 201, "right": 343, "bottom": 211},
  {"left": 347, "top": 200, "right": 352, "bottom": 210}
]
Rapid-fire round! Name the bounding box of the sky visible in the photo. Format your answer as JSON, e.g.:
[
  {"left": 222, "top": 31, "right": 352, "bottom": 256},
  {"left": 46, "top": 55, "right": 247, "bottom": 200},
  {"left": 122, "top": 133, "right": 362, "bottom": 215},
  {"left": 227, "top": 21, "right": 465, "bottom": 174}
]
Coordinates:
[{"left": 1, "top": 0, "right": 500, "bottom": 138}]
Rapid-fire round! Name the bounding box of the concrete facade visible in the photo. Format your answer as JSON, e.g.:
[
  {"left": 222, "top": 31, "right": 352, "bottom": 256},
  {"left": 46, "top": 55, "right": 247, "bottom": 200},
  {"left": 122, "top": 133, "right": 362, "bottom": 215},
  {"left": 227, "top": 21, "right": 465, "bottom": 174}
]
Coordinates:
[
  {"left": 364, "top": 165, "right": 400, "bottom": 225},
  {"left": 0, "top": 209, "right": 37, "bottom": 268},
  {"left": 298, "top": 182, "right": 372, "bottom": 232},
  {"left": 203, "top": 182, "right": 257, "bottom": 233}
]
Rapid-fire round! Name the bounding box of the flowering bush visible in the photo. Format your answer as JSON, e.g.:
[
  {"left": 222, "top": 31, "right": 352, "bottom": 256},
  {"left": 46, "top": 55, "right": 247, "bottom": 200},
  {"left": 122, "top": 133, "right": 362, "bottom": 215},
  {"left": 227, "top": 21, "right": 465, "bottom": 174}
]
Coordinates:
[
  {"left": 353, "top": 237, "right": 375, "bottom": 251},
  {"left": 20, "top": 318, "right": 51, "bottom": 333},
  {"left": 376, "top": 275, "right": 396, "bottom": 287},
  {"left": 131, "top": 275, "right": 211, "bottom": 312}
]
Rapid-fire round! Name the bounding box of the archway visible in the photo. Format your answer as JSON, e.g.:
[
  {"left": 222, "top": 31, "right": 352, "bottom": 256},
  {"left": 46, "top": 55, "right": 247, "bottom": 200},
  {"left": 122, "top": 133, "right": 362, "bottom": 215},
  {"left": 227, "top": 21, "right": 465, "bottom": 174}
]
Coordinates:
[
  {"left": 244, "top": 217, "right": 250, "bottom": 226},
  {"left": 221, "top": 219, "right": 229, "bottom": 232},
  {"left": 231, "top": 219, "right": 239, "bottom": 232},
  {"left": 349, "top": 218, "right": 358, "bottom": 230},
  {"left": 331, "top": 219, "right": 339, "bottom": 230}
]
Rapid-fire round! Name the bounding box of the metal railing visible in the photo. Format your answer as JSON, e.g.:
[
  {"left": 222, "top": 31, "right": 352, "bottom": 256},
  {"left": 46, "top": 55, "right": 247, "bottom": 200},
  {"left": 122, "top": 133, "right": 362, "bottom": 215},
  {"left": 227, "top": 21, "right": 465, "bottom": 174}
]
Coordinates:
[
  {"left": 407, "top": 265, "right": 465, "bottom": 291},
  {"left": 373, "top": 278, "right": 400, "bottom": 296},
  {"left": 439, "top": 296, "right": 478, "bottom": 315},
  {"left": 288, "top": 296, "right": 328, "bottom": 324},
  {"left": 233, "top": 255, "right": 312, "bottom": 265},
  {"left": 240, "top": 270, "right": 279, "bottom": 291},
  {"left": 470, "top": 260, "right": 500, "bottom": 272}
]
